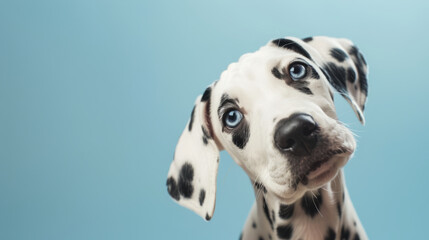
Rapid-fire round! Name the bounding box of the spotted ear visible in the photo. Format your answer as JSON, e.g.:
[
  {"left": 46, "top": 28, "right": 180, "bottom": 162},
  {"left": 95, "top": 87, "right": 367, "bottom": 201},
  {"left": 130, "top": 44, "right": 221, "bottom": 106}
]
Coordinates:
[
  {"left": 166, "top": 86, "right": 220, "bottom": 221},
  {"left": 303, "top": 36, "right": 368, "bottom": 124}
]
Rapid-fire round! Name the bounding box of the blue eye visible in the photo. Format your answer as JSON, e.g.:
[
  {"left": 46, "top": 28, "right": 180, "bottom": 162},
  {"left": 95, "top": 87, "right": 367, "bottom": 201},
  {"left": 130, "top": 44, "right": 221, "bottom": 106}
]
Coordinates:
[
  {"left": 289, "top": 63, "right": 307, "bottom": 80},
  {"left": 223, "top": 110, "right": 243, "bottom": 128}
]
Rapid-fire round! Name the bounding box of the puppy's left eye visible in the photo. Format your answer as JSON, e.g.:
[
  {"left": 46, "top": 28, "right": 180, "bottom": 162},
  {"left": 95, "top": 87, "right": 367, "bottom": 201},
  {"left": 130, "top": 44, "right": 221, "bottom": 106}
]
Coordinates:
[
  {"left": 223, "top": 109, "right": 243, "bottom": 128},
  {"left": 288, "top": 62, "right": 307, "bottom": 81}
]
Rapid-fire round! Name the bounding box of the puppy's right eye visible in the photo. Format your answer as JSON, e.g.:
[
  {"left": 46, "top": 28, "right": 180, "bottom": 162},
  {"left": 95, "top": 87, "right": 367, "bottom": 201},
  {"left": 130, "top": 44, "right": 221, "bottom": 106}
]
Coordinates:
[
  {"left": 288, "top": 62, "right": 307, "bottom": 81},
  {"left": 223, "top": 109, "right": 243, "bottom": 128}
]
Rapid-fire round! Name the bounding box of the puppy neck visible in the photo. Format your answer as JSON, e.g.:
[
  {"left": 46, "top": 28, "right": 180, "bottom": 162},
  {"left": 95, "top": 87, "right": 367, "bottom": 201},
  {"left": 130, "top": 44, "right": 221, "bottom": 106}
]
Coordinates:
[{"left": 246, "top": 171, "right": 346, "bottom": 240}]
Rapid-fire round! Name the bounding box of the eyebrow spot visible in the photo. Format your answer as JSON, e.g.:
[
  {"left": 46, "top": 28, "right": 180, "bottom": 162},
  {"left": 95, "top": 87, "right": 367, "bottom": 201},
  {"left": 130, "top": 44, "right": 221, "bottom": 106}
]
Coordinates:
[{"left": 271, "top": 38, "right": 312, "bottom": 60}]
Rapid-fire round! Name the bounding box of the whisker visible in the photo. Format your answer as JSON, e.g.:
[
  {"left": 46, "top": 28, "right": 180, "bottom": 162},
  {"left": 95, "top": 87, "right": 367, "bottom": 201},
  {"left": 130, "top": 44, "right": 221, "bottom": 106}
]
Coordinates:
[{"left": 311, "top": 191, "right": 324, "bottom": 218}]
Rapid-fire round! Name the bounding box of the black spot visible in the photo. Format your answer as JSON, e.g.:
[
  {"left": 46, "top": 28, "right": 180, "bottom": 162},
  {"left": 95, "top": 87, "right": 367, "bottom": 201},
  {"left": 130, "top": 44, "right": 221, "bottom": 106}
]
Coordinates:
[
  {"left": 205, "top": 213, "right": 211, "bottom": 221},
  {"left": 272, "top": 67, "right": 284, "bottom": 79},
  {"left": 357, "top": 63, "right": 368, "bottom": 96},
  {"left": 330, "top": 48, "right": 348, "bottom": 62},
  {"left": 301, "top": 190, "right": 323, "bottom": 218},
  {"left": 199, "top": 189, "right": 206, "bottom": 206},
  {"left": 205, "top": 94, "right": 214, "bottom": 137},
  {"left": 279, "top": 204, "right": 294, "bottom": 219},
  {"left": 268, "top": 234, "right": 272, "bottom": 240},
  {"left": 201, "top": 126, "right": 211, "bottom": 139},
  {"left": 349, "top": 46, "right": 368, "bottom": 96},
  {"left": 262, "top": 197, "right": 273, "bottom": 229},
  {"left": 337, "top": 202, "right": 342, "bottom": 218},
  {"left": 232, "top": 120, "right": 250, "bottom": 149},
  {"left": 254, "top": 182, "right": 267, "bottom": 194},
  {"left": 166, "top": 177, "right": 180, "bottom": 201},
  {"left": 178, "top": 163, "right": 194, "bottom": 198},
  {"left": 340, "top": 226, "right": 350, "bottom": 240},
  {"left": 201, "top": 126, "right": 211, "bottom": 145},
  {"left": 353, "top": 233, "right": 360, "bottom": 240},
  {"left": 323, "top": 63, "right": 347, "bottom": 95},
  {"left": 349, "top": 46, "right": 367, "bottom": 66},
  {"left": 278, "top": 69, "right": 313, "bottom": 95},
  {"left": 347, "top": 67, "right": 356, "bottom": 83},
  {"left": 349, "top": 46, "right": 358, "bottom": 55},
  {"left": 272, "top": 38, "right": 312, "bottom": 60},
  {"left": 358, "top": 52, "right": 367, "bottom": 66},
  {"left": 342, "top": 192, "right": 345, "bottom": 201},
  {"left": 239, "top": 232, "right": 243, "bottom": 240},
  {"left": 277, "top": 224, "right": 293, "bottom": 239},
  {"left": 353, "top": 221, "right": 356, "bottom": 226},
  {"left": 259, "top": 237, "right": 264, "bottom": 240},
  {"left": 201, "top": 87, "right": 211, "bottom": 102},
  {"left": 310, "top": 65, "right": 320, "bottom": 79},
  {"left": 271, "top": 210, "right": 276, "bottom": 223},
  {"left": 297, "top": 86, "right": 313, "bottom": 95},
  {"left": 320, "top": 67, "right": 330, "bottom": 81},
  {"left": 252, "top": 221, "right": 256, "bottom": 228},
  {"left": 302, "top": 36, "right": 313, "bottom": 42},
  {"left": 188, "top": 106, "right": 196, "bottom": 131},
  {"left": 325, "top": 227, "right": 336, "bottom": 240}
]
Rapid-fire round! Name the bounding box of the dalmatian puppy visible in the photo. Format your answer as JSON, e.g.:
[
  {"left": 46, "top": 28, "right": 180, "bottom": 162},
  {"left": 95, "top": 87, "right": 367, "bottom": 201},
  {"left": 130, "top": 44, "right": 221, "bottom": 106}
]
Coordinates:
[{"left": 166, "top": 36, "right": 369, "bottom": 240}]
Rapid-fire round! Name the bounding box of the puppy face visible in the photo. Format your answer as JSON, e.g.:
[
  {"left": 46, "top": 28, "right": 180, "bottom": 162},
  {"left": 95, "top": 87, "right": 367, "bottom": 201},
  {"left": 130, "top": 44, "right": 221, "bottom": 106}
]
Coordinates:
[
  {"left": 167, "top": 36, "right": 368, "bottom": 220},
  {"left": 210, "top": 43, "right": 356, "bottom": 202}
]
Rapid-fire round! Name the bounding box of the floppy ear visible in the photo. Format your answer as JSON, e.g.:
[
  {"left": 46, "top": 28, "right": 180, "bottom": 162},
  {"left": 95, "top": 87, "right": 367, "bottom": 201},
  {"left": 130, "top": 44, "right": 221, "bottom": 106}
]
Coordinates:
[
  {"left": 303, "top": 36, "right": 369, "bottom": 124},
  {"left": 166, "top": 86, "right": 220, "bottom": 221}
]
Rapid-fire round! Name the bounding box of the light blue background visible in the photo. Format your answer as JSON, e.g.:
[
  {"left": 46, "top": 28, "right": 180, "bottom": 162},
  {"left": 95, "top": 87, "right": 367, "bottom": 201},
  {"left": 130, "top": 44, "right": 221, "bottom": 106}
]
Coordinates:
[{"left": 1, "top": 0, "right": 428, "bottom": 239}]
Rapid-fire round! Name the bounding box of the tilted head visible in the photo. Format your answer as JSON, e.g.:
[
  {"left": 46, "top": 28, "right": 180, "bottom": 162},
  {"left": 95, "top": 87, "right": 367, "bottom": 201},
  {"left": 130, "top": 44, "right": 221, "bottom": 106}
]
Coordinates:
[{"left": 166, "top": 36, "right": 368, "bottom": 220}]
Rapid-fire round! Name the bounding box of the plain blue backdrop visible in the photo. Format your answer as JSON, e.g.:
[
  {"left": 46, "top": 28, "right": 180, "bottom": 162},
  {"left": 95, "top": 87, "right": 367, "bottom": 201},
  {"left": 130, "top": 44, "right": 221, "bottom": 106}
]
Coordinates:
[{"left": 1, "top": 0, "right": 428, "bottom": 239}]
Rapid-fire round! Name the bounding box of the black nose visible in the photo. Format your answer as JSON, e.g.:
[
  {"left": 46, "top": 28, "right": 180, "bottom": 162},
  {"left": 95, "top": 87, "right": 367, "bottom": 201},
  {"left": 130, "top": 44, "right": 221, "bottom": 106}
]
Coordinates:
[{"left": 274, "top": 113, "right": 318, "bottom": 156}]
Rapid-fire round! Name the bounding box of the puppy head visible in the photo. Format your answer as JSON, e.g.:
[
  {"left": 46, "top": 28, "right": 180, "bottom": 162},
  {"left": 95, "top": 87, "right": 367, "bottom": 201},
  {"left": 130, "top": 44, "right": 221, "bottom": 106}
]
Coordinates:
[{"left": 167, "top": 36, "right": 368, "bottom": 220}]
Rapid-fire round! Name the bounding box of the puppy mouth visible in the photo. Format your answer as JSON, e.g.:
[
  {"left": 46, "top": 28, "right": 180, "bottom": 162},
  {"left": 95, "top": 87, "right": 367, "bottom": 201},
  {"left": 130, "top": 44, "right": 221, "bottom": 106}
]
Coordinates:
[
  {"left": 296, "top": 148, "right": 351, "bottom": 187},
  {"left": 307, "top": 149, "right": 347, "bottom": 175},
  {"left": 267, "top": 146, "right": 353, "bottom": 202}
]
